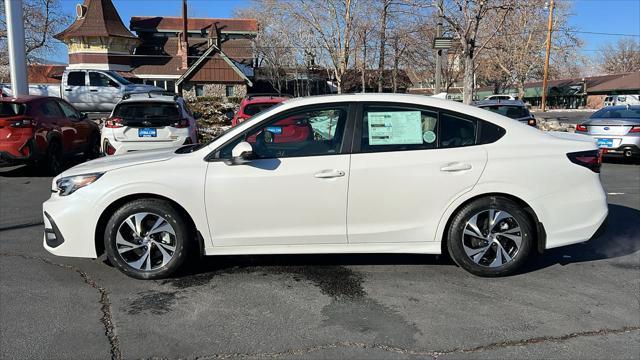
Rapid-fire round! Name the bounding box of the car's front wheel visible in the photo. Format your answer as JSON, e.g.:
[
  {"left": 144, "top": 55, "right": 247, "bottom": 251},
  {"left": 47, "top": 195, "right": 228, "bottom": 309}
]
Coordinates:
[
  {"left": 447, "top": 196, "right": 534, "bottom": 277},
  {"left": 104, "top": 199, "right": 192, "bottom": 279}
]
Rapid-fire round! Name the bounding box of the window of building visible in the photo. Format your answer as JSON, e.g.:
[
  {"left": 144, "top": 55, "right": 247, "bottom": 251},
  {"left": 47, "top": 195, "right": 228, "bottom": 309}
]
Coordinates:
[
  {"left": 225, "top": 85, "right": 235, "bottom": 97},
  {"left": 166, "top": 81, "right": 176, "bottom": 93},
  {"left": 195, "top": 84, "right": 205, "bottom": 97}
]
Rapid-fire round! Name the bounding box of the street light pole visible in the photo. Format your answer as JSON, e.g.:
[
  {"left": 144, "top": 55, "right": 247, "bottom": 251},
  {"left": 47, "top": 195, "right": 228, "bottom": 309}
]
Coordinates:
[
  {"left": 5, "top": 0, "right": 29, "bottom": 96},
  {"left": 434, "top": 0, "right": 443, "bottom": 95},
  {"left": 541, "top": 0, "right": 555, "bottom": 112}
]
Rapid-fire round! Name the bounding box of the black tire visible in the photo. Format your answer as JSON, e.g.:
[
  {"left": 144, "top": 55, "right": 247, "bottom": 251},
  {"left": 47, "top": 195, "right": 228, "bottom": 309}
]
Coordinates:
[
  {"left": 104, "top": 199, "right": 193, "bottom": 280},
  {"left": 85, "top": 132, "right": 101, "bottom": 160},
  {"left": 43, "top": 140, "right": 64, "bottom": 176},
  {"left": 446, "top": 196, "right": 534, "bottom": 277}
]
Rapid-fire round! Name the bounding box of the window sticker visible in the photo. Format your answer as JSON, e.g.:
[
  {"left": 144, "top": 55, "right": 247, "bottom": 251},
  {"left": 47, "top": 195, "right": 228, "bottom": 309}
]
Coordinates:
[
  {"left": 265, "top": 126, "right": 283, "bottom": 134},
  {"left": 368, "top": 111, "right": 423, "bottom": 145},
  {"left": 423, "top": 130, "right": 436, "bottom": 143}
]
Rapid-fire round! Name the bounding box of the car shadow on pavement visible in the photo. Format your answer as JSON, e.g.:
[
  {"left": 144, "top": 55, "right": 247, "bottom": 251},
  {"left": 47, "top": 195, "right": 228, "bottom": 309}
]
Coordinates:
[{"left": 522, "top": 203, "right": 640, "bottom": 273}]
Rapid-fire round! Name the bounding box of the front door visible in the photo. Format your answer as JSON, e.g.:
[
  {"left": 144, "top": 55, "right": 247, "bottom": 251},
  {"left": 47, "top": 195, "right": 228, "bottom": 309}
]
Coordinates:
[
  {"left": 347, "top": 103, "right": 488, "bottom": 243},
  {"left": 88, "top": 72, "right": 121, "bottom": 112},
  {"left": 63, "top": 71, "right": 90, "bottom": 111},
  {"left": 205, "top": 103, "right": 352, "bottom": 246}
]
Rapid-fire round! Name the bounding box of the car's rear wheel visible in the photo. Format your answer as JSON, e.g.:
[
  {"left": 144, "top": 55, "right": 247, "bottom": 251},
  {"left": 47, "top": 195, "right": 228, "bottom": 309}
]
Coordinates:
[
  {"left": 104, "top": 199, "right": 192, "bottom": 279},
  {"left": 447, "top": 196, "right": 533, "bottom": 277}
]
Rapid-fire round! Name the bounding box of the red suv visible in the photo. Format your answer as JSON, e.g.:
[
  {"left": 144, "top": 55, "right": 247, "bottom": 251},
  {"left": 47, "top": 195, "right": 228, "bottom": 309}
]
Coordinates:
[
  {"left": 231, "top": 94, "right": 292, "bottom": 127},
  {"left": 0, "top": 96, "right": 100, "bottom": 174}
]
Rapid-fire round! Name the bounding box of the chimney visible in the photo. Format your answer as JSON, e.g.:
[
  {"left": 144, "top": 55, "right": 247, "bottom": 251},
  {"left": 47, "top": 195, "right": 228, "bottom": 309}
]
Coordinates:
[{"left": 177, "top": 0, "right": 189, "bottom": 69}]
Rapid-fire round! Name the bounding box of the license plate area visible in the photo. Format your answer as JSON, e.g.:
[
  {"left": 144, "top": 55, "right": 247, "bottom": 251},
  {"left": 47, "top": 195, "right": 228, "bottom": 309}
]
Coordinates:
[
  {"left": 596, "top": 138, "right": 615, "bottom": 148},
  {"left": 138, "top": 128, "right": 157, "bottom": 137}
]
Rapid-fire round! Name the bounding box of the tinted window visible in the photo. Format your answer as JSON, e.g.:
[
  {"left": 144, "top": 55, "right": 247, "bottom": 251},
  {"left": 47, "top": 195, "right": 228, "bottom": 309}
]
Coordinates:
[
  {"left": 479, "top": 121, "right": 506, "bottom": 144},
  {"left": 361, "top": 105, "right": 438, "bottom": 153},
  {"left": 0, "top": 103, "right": 26, "bottom": 116},
  {"left": 67, "top": 72, "right": 86, "bottom": 86},
  {"left": 39, "top": 101, "right": 63, "bottom": 118},
  {"left": 591, "top": 107, "right": 640, "bottom": 119},
  {"left": 221, "top": 105, "right": 347, "bottom": 159},
  {"left": 114, "top": 102, "right": 181, "bottom": 123},
  {"left": 439, "top": 113, "right": 477, "bottom": 148},
  {"left": 90, "top": 72, "right": 118, "bottom": 87},
  {"left": 244, "top": 103, "right": 279, "bottom": 116},
  {"left": 481, "top": 105, "right": 529, "bottom": 119},
  {"left": 57, "top": 101, "right": 80, "bottom": 119}
]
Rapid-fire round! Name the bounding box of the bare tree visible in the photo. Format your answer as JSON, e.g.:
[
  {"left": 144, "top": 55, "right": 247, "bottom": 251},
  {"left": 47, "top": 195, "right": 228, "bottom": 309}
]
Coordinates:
[
  {"left": 434, "top": 0, "right": 515, "bottom": 104},
  {"left": 599, "top": 38, "right": 640, "bottom": 74}
]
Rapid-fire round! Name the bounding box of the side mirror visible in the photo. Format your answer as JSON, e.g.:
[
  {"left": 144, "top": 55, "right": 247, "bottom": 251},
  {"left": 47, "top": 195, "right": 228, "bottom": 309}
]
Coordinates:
[
  {"left": 225, "top": 141, "right": 254, "bottom": 165},
  {"left": 225, "top": 110, "right": 235, "bottom": 121},
  {"left": 193, "top": 111, "right": 202, "bottom": 119},
  {"left": 80, "top": 112, "right": 89, "bottom": 120}
]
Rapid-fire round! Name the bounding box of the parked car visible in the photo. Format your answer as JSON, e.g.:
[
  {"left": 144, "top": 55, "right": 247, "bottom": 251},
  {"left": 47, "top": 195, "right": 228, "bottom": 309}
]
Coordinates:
[
  {"left": 43, "top": 94, "right": 607, "bottom": 279},
  {"left": 1, "top": 69, "right": 160, "bottom": 113},
  {"left": 101, "top": 92, "right": 199, "bottom": 156},
  {"left": 484, "top": 94, "right": 517, "bottom": 101},
  {"left": 474, "top": 100, "right": 536, "bottom": 126},
  {"left": 603, "top": 94, "right": 640, "bottom": 107},
  {"left": 231, "top": 93, "right": 292, "bottom": 126},
  {"left": 575, "top": 104, "right": 640, "bottom": 160},
  {"left": 0, "top": 95, "right": 100, "bottom": 174}
]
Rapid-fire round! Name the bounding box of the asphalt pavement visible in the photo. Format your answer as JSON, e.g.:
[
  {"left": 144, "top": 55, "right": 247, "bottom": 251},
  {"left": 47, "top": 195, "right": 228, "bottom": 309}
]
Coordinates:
[{"left": 0, "top": 161, "right": 638, "bottom": 360}]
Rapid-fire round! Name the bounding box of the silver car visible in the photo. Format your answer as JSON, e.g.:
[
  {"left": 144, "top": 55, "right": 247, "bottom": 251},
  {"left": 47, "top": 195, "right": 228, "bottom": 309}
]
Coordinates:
[{"left": 575, "top": 105, "right": 640, "bottom": 159}]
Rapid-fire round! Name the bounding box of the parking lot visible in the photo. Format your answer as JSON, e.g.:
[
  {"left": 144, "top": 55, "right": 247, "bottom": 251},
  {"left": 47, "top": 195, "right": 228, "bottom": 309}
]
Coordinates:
[{"left": 0, "top": 160, "right": 638, "bottom": 360}]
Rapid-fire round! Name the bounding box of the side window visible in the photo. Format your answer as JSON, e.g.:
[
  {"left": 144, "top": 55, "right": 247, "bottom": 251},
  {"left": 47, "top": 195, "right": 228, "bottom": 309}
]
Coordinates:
[
  {"left": 439, "top": 113, "right": 477, "bottom": 148},
  {"left": 220, "top": 105, "right": 348, "bottom": 159},
  {"left": 90, "top": 72, "right": 118, "bottom": 87},
  {"left": 39, "top": 100, "right": 63, "bottom": 118},
  {"left": 57, "top": 100, "right": 80, "bottom": 120},
  {"left": 478, "top": 120, "right": 506, "bottom": 144},
  {"left": 361, "top": 105, "right": 438, "bottom": 153},
  {"left": 67, "top": 71, "right": 86, "bottom": 86}
]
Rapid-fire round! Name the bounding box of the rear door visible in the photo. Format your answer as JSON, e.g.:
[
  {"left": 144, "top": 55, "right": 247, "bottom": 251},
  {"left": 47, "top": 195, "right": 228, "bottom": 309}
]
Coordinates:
[
  {"left": 347, "top": 103, "right": 487, "bottom": 244},
  {"left": 88, "top": 71, "right": 121, "bottom": 111},
  {"left": 63, "top": 71, "right": 90, "bottom": 111},
  {"left": 56, "top": 99, "right": 90, "bottom": 153},
  {"left": 113, "top": 101, "right": 182, "bottom": 143}
]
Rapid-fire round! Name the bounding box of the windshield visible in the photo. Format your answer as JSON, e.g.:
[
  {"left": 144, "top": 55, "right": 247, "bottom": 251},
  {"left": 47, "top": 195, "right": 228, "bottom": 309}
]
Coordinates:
[
  {"left": 591, "top": 107, "right": 640, "bottom": 119},
  {"left": 0, "top": 102, "right": 26, "bottom": 117},
  {"left": 106, "top": 71, "right": 132, "bottom": 85},
  {"left": 481, "top": 105, "right": 529, "bottom": 119}
]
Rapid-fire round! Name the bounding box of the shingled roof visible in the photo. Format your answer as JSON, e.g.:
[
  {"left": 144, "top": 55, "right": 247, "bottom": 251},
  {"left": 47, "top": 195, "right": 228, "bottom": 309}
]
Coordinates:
[
  {"left": 130, "top": 17, "right": 258, "bottom": 33},
  {"left": 55, "top": 0, "right": 138, "bottom": 40}
]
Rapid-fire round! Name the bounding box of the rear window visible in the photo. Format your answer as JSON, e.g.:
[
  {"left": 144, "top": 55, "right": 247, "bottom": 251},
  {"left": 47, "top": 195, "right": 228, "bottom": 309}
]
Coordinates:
[
  {"left": 481, "top": 105, "right": 529, "bottom": 119},
  {"left": 0, "top": 102, "right": 26, "bottom": 117},
  {"left": 114, "top": 102, "right": 180, "bottom": 120},
  {"left": 591, "top": 107, "right": 640, "bottom": 119},
  {"left": 244, "top": 102, "right": 280, "bottom": 116}
]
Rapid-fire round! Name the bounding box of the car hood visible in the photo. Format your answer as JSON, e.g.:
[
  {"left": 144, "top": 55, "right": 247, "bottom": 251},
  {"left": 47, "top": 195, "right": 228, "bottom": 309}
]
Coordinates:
[{"left": 59, "top": 148, "right": 177, "bottom": 177}]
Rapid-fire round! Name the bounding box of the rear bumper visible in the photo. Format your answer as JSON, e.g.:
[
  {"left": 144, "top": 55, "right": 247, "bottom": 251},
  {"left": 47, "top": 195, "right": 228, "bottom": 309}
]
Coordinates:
[
  {"left": 582, "top": 133, "right": 640, "bottom": 156},
  {"left": 0, "top": 138, "right": 40, "bottom": 164},
  {"left": 101, "top": 128, "right": 194, "bottom": 156}
]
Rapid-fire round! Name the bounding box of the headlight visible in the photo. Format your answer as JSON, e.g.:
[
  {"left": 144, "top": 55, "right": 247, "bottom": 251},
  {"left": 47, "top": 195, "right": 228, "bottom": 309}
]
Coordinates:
[{"left": 55, "top": 173, "right": 104, "bottom": 196}]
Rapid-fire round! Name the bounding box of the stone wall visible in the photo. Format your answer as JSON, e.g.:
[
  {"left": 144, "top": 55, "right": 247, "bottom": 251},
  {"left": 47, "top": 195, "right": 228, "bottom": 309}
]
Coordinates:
[{"left": 182, "top": 83, "right": 247, "bottom": 101}]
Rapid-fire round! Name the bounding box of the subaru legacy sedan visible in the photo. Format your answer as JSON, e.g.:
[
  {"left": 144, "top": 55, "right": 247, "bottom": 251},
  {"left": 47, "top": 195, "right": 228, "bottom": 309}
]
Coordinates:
[
  {"left": 43, "top": 94, "right": 608, "bottom": 279},
  {"left": 575, "top": 105, "right": 640, "bottom": 160}
]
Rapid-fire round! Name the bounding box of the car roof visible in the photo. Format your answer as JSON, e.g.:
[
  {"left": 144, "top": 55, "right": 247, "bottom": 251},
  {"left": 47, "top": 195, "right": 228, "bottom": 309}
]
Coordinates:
[
  {"left": 0, "top": 95, "right": 52, "bottom": 103},
  {"left": 473, "top": 99, "right": 525, "bottom": 107},
  {"left": 600, "top": 104, "right": 640, "bottom": 110},
  {"left": 119, "top": 92, "right": 181, "bottom": 104}
]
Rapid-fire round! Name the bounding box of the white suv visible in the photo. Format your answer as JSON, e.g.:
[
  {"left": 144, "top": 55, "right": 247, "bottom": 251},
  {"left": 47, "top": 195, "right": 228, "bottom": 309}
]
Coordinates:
[{"left": 101, "top": 92, "right": 199, "bottom": 156}]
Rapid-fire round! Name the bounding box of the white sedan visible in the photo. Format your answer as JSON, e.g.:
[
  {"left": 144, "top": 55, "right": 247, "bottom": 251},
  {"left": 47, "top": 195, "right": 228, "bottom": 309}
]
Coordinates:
[{"left": 43, "top": 94, "right": 608, "bottom": 279}]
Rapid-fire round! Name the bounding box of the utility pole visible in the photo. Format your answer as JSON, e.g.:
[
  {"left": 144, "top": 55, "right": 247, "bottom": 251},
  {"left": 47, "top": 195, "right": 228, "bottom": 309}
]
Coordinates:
[
  {"left": 541, "top": 0, "right": 555, "bottom": 112},
  {"left": 5, "top": 0, "right": 28, "bottom": 96},
  {"left": 434, "top": 0, "right": 443, "bottom": 95}
]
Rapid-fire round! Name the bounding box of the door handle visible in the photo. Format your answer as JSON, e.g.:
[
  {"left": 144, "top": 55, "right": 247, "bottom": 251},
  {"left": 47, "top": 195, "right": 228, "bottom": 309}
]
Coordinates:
[
  {"left": 90, "top": 89, "right": 98, "bottom": 92},
  {"left": 64, "top": 89, "right": 72, "bottom": 92},
  {"left": 314, "top": 170, "right": 345, "bottom": 179},
  {"left": 440, "top": 162, "right": 472, "bottom": 172}
]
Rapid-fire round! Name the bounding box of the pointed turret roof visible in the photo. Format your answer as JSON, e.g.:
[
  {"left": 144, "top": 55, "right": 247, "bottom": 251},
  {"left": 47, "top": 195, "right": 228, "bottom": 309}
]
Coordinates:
[{"left": 55, "top": 0, "right": 137, "bottom": 40}]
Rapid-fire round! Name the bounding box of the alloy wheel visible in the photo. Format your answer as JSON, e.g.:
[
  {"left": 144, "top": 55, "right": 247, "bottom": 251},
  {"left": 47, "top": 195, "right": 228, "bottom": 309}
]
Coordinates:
[
  {"left": 115, "top": 212, "right": 177, "bottom": 271},
  {"left": 462, "top": 209, "right": 522, "bottom": 268}
]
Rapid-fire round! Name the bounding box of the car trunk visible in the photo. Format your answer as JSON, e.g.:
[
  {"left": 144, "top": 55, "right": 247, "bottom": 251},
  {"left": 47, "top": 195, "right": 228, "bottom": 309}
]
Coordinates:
[
  {"left": 112, "top": 102, "right": 184, "bottom": 142},
  {"left": 585, "top": 119, "right": 635, "bottom": 136}
]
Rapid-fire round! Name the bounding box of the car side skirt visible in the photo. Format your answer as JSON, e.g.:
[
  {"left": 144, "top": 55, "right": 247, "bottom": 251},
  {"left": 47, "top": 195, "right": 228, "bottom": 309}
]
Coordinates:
[{"left": 204, "top": 242, "right": 442, "bottom": 256}]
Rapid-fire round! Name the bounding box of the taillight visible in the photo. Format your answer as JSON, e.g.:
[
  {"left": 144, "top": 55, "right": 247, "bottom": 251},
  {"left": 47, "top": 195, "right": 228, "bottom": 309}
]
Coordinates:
[
  {"left": 172, "top": 118, "right": 189, "bottom": 128},
  {"left": 567, "top": 150, "right": 601, "bottom": 173},
  {"left": 105, "top": 117, "right": 123, "bottom": 128},
  {"left": 629, "top": 126, "right": 640, "bottom": 133},
  {"left": 10, "top": 117, "right": 35, "bottom": 128},
  {"left": 575, "top": 124, "right": 588, "bottom": 132},
  {"left": 527, "top": 118, "right": 536, "bottom": 127},
  {"left": 103, "top": 139, "right": 116, "bottom": 156}
]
